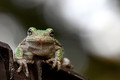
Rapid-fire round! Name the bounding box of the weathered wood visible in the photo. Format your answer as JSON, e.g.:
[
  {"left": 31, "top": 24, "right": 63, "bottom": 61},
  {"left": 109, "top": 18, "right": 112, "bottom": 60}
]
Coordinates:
[{"left": 0, "top": 41, "right": 88, "bottom": 80}]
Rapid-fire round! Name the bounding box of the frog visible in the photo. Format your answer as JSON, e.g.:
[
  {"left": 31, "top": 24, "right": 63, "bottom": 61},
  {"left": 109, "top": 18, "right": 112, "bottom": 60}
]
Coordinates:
[{"left": 14, "top": 27, "right": 72, "bottom": 77}]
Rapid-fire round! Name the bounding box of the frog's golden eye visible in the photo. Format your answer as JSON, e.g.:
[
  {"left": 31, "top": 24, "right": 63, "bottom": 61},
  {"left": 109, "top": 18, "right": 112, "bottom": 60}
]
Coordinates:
[
  {"left": 27, "top": 29, "right": 32, "bottom": 36},
  {"left": 49, "top": 30, "right": 54, "bottom": 37}
]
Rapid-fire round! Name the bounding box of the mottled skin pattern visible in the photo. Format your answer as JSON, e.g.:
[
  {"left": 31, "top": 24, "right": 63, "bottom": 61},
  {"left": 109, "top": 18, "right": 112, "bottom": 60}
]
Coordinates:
[{"left": 14, "top": 27, "right": 71, "bottom": 77}]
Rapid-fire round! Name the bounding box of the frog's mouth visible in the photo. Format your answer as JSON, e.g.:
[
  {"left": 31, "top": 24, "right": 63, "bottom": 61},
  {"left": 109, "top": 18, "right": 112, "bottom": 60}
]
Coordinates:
[{"left": 26, "top": 37, "right": 54, "bottom": 43}]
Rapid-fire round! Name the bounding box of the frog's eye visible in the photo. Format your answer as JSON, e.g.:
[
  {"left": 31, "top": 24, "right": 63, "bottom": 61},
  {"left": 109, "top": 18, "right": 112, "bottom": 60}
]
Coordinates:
[
  {"left": 49, "top": 30, "right": 54, "bottom": 37},
  {"left": 27, "top": 29, "right": 32, "bottom": 36}
]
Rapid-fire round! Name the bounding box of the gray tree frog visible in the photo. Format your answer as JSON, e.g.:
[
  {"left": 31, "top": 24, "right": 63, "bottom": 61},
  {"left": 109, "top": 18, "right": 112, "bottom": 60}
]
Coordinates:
[{"left": 14, "top": 27, "right": 72, "bottom": 77}]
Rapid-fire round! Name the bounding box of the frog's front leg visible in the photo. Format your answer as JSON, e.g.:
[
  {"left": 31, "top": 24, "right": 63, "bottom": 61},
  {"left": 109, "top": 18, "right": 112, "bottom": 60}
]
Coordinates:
[
  {"left": 16, "top": 59, "right": 29, "bottom": 76},
  {"left": 15, "top": 46, "right": 30, "bottom": 77},
  {"left": 46, "top": 48, "right": 63, "bottom": 70}
]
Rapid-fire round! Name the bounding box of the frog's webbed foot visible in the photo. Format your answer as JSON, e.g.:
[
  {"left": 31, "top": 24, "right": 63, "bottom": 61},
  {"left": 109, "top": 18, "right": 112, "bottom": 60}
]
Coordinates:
[
  {"left": 46, "top": 58, "right": 61, "bottom": 70},
  {"left": 16, "top": 59, "right": 29, "bottom": 77}
]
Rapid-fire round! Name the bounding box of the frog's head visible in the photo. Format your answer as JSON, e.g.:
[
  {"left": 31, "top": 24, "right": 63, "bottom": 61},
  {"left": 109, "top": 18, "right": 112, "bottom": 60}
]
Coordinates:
[{"left": 26, "top": 27, "right": 55, "bottom": 42}]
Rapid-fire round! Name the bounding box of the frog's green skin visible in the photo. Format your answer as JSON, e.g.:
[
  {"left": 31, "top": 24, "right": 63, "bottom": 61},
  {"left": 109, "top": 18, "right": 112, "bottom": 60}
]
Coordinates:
[{"left": 14, "top": 27, "right": 70, "bottom": 77}]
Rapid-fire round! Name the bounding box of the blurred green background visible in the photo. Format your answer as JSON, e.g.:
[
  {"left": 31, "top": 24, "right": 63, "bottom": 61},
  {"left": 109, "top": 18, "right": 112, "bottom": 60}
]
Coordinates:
[{"left": 0, "top": 0, "right": 120, "bottom": 80}]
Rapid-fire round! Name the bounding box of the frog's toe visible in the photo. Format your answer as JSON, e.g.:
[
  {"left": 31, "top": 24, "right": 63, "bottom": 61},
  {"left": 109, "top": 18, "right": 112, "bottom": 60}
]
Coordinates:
[
  {"left": 16, "top": 63, "right": 23, "bottom": 72},
  {"left": 52, "top": 60, "right": 57, "bottom": 68},
  {"left": 17, "top": 67, "right": 22, "bottom": 72},
  {"left": 25, "top": 71, "right": 29, "bottom": 77},
  {"left": 56, "top": 61, "right": 61, "bottom": 70},
  {"left": 46, "top": 58, "right": 57, "bottom": 68},
  {"left": 26, "top": 60, "right": 34, "bottom": 64},
  {"left": 46, "top": 58, "right": 55, "bottom": 63},
  {"left": 23, "top": 61, "right": 29, "bottom": 77}
]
